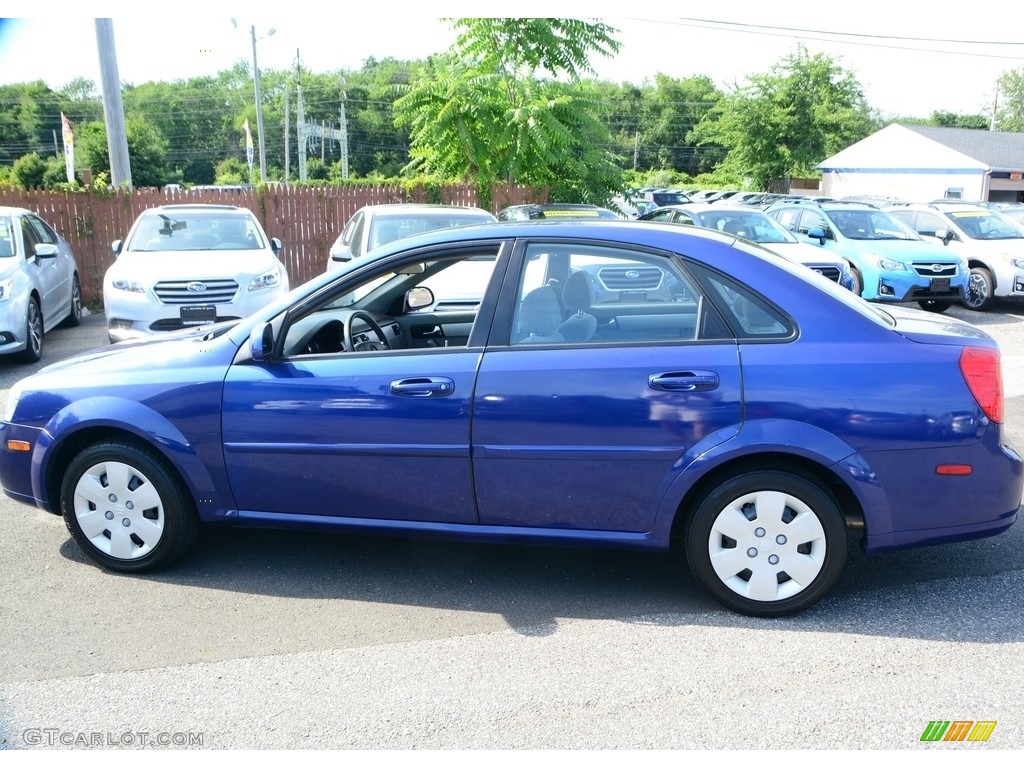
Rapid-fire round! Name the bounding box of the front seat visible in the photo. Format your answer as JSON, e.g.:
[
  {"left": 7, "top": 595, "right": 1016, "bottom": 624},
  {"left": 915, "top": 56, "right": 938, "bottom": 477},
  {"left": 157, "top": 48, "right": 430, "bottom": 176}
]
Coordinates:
[
  {"left": 557, "top": 270, "right": 597, "bottom": 342},
  {"left": 516, "top": 286, "right": 564, "bottom": 344}
]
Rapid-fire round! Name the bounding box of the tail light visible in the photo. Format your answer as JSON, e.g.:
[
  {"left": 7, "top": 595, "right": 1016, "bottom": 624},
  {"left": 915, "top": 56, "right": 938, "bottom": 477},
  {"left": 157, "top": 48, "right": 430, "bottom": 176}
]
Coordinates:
[{"left": 959, "top": 346, "right": 1003, "bottom": 423}]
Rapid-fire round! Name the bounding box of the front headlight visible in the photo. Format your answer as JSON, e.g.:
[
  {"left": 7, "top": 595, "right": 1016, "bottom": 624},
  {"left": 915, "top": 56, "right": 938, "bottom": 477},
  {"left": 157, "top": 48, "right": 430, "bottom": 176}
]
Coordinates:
[
  {"left": 248, "top": 268, "right": 282, "bottom": 292},
  {"left": 111, "top": 278, "right": 145, "bottom": 293},
  {"left": 877, "top": 258, "right": 909, "bottom": 272},
  {"left": 1009, "top": 257, "right": 1024, "bottom": 270},
  {"left": 0, "top": 278, "right": 14, "bottom": 302}
]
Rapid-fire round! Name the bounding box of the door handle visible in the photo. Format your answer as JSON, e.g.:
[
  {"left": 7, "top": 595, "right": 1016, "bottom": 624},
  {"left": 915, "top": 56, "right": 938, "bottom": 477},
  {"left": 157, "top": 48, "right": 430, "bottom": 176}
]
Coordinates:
[
  {"left": 390, "top": 377, "right": 455, "bottom": 397},
  {"left": 649, "top": 371, "right": 719, "bottom": 392}
]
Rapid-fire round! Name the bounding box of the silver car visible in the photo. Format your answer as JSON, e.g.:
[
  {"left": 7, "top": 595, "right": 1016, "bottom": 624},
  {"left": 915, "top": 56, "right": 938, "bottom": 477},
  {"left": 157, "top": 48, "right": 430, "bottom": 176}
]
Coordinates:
[
  {"left": 0, "top": 206, "right": 82, "bottom": 362},
  {"left": 327, "top": 204, "right": 496, "bottom": 271}
]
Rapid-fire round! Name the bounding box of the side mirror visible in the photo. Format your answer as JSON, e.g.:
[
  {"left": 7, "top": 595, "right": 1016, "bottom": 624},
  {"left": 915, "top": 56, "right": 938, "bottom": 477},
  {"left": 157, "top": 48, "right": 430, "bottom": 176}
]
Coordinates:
[
  {"left": 807, "top": 227, "right": 827, "bottom": 245},
  {"left": 271, "top": 237, "right": 282, "bottom": 254},
  {"left": 34, "top": 243, "right": 58, "bottom": 259},
  {"left": 935, "top": 228, "right": 954, "bottom": 245},
  {"left": 405, "top": 286, "right": 435, "bottom": 311},
  {"left": 112, "top": 239, "right": 123, "bottom": 256},
  {"left": 248, "top": 321, "right": 275, "bottom": 362},
  {"left": 330, "top": 250, "right": 351, "bottom": 263}
]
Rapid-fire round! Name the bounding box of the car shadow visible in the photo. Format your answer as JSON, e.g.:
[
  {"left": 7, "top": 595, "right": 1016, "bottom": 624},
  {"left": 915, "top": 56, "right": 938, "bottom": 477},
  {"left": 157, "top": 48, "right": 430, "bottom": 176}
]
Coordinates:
[{"left": 56, "top": 507, "right": 1024, "bottom": 644}]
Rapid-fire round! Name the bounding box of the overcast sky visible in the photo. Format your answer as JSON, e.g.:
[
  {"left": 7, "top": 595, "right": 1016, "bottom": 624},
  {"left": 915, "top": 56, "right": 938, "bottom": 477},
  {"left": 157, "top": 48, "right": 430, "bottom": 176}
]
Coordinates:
[{"left": 2, "top": 3, "right": 1023, "bottom": 119}]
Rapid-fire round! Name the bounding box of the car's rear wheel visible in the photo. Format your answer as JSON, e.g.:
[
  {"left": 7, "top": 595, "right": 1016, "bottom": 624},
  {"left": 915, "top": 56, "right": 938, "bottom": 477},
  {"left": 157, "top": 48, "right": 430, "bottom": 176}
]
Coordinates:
[
  {"left": 19, "top": 297, "right": 43, "bottom": 363},
  {"left": 963, "top": 266, "right": 995, "bottom": 311},
  {"left": 685, "top": 470, "right": 847, "bottom": 617},
  {"left": 60, "top": 273, "right": 82, "bottom": 328},
  {"left": 61, "top": 440, "right": 199, "bottom": 573},
  {"left": 918, "top": 300, "right": 951, "bottom": 313}
]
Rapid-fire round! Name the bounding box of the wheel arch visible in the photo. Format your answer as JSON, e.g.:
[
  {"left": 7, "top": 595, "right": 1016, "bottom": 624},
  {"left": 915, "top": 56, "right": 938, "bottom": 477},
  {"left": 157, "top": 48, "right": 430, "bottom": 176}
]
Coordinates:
[
  {"left": 669, "top": 452, "right": 864, "bottom": 545},
  {"left": 36, "top": 398, "right": 222, "bottom": 516}
]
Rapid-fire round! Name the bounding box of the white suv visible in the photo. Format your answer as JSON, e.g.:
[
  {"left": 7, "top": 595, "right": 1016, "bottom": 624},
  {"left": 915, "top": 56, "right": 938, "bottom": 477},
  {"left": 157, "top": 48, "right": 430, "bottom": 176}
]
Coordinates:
[
  {"left": 887, "top": 202, "right": 1024, "bottom": 311},
  {"left": 104, "top": 205, "right": 289, "bottom": 343}
]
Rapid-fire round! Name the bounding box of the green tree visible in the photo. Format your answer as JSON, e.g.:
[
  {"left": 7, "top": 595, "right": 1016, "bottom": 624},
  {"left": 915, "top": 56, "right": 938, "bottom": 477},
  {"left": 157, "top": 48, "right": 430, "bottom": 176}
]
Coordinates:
[
  {"left": 73, "top": 117, "right": 169, "bottom": 186},
  {"left": 692, "top": 46, "right": 880, "bottom": 190},
  {"left": 995, "top": 68, "right": 1024, "bottom": 132},
  {"left": 11, "top": 152, "right": 47, "bottom": 188},
  {"left": 394, "top": 18, "right": 624, "bottom": 205}
]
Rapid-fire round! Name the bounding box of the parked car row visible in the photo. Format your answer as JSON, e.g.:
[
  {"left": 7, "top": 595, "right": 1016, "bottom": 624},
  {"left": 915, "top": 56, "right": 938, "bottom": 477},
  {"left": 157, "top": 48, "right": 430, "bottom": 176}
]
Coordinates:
[{"left": 3, "top": 215, "right": 1020, "bottom": 618}]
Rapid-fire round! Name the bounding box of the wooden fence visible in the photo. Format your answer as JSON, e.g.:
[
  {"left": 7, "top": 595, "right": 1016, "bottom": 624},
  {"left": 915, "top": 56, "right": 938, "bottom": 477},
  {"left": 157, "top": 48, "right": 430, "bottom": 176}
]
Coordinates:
[{"left": 0, "top": 184, "right": 542, "bottom": 307}]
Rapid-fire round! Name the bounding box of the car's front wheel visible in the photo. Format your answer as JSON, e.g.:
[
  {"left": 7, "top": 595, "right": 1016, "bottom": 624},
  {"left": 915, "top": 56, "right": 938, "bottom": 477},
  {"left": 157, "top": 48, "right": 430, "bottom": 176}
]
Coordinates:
[
  {"left": 963, "top": 266, "right": 995, "bottom": 311},
  {"left": 685, "top": 470, "right": 847, "bottom": 617},
  {"left": 848, "top": 266, "right": 863, "bottom": 297},
  {"left": 918, "top": 300, "right": 951, "bottom": 313},
  {"left": 19, "top": 296, "right": 43, "bottom": 363},
  {"left": 61, "top": 439, "right": 199, "bottom": 573},
  {"left": 60, "top": 273, "right": 82, "bottom": 328}
]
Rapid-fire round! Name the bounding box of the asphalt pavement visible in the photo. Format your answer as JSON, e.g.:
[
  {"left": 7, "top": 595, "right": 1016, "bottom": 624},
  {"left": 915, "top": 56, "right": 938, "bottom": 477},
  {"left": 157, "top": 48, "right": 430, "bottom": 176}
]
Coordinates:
[{"left": 1, "top": 303, "right": 1022, "bottom": 751}]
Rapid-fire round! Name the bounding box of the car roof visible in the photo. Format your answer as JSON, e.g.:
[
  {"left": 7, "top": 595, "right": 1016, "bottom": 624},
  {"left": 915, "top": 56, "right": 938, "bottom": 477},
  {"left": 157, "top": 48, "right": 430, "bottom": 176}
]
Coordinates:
[
  {"left": 364, "top": 203, "right": 493, "bottom": 215},
  {"left": 140, "top": 204, "right": 252, "bottom": 214},
  {"left": 0, "top": 206, "right": 36, "bottom": 216}
]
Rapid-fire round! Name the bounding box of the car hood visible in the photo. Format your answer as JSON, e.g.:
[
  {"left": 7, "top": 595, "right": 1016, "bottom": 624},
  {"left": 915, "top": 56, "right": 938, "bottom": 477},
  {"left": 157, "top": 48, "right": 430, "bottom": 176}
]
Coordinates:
[
  {"left": 109, "top": 250, "right": 281, "bottom": 282},
  {"left": 0, "top": 258, "right": 23, "bottom": 280},
  {"left": 851, "top": 239, "right": 960, "bottom": 263},
  {"left": 764, "top": 241, "right": 846, "bottom": 267},
  {"left": 944, "top": 237, "right": 1024, "bottom": 258}
]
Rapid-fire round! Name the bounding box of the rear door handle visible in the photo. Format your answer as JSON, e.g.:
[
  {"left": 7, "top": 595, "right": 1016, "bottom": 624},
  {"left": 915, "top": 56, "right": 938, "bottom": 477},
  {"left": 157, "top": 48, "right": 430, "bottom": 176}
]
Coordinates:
[
  {"left": 649, "top": 370, "right": 719, "bottom": 392},
  {"left": 390, "top": 377, "right": 455, "bottom": 397}
]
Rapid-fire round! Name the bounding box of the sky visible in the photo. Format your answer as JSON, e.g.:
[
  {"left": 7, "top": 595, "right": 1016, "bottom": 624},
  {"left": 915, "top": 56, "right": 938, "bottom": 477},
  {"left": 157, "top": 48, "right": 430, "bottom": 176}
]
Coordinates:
[{"left": 1, "top": 2, "right": 1023, "bottom": 119}]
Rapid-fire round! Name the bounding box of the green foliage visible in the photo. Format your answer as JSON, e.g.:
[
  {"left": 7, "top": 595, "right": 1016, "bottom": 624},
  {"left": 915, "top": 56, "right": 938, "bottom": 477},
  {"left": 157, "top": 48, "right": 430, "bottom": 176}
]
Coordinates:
[
  {"left": 395, "top": 18, "right": 626, "bottom": 205},
  {"left": 996, "top": 69, "right": 1024, "bottom": 132},
  {"left": 692, "top": 45, "right": 880, "bottom": 190},
  {"left": 214, "top": 157, "right": 248, "bottom": 185},
  {"left": 11, "top": 152, "right": 47, "bottom": 188}
]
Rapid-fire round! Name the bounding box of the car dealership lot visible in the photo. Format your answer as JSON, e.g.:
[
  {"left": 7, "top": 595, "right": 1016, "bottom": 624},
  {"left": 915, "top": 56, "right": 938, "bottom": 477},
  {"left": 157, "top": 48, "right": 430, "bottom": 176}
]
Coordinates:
[{"left": 1, "top": 304, "right": 1023, "bottom": 750}]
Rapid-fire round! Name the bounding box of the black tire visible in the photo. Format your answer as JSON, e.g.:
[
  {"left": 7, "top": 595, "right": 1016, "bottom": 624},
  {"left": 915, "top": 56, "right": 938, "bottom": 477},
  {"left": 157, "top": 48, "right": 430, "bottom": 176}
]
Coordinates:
[
  {"left": 918, "top": 300, "right": 951, "bottom": 313},
  {"left": 60, "top": 439, "right": 199, "bottom": 573},
  {"left": 60, "top": 273, "right": 82, "bottom": 328},
  {"left": 963, "top": 266, "right": 995, "bottom": 311},
  {"left": 19, "top": 296, "right": 43, "bottom": 363},
  {"left": 848, "top": 266, "right": 863, "bottom": 297},
  {"left": 685, "top": 470, "right": 847, "bottom": 617}
]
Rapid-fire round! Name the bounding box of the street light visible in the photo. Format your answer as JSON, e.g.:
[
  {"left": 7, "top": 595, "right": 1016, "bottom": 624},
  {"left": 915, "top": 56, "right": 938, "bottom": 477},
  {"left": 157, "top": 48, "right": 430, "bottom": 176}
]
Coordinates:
[{"left": 231, "top": 18, "right": 275, "bottom": 183}]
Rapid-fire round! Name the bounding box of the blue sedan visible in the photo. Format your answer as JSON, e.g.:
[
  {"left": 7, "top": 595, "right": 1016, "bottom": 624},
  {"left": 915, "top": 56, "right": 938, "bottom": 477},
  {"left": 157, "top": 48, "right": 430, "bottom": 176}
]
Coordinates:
[{"left": 1, "top": 220, "right": 1020, "bottom": 617}]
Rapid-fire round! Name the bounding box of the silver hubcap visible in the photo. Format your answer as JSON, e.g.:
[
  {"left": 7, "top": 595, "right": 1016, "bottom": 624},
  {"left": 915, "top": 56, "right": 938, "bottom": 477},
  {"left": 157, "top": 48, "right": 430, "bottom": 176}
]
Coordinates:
[
  {"left": 27, "top": 303, "right": 42, "bottom": 354},
  {"left": 967, "top": 273, "right": 989, "bottom": 307},
  {"left": 73, "top": 461, "right": 165, "bottom": 560},
  {"left": 708, "top": 490, "right": 827, "bottom": 602}
]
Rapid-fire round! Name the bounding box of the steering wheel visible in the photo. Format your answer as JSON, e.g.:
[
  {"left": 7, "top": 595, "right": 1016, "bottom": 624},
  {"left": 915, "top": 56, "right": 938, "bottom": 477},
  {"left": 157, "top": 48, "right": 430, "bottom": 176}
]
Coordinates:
[{"left": 344, "top": 311, "right": 392, "bottom": 352}]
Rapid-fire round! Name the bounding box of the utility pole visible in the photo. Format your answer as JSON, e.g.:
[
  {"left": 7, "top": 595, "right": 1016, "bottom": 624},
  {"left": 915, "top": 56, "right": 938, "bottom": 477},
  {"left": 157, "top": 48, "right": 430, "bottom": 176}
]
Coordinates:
[
  {"left": 95, "top": 18, "right": 132, "bottom": 187},
  {"left": 339, "top": 76, "right": 349, "bottom": 180},
  {"left": 284, "top": 86, "right": 289, "bottom": 182},
  {"left": 991, "top": 81, "right": 1000, "bottom": 132}
]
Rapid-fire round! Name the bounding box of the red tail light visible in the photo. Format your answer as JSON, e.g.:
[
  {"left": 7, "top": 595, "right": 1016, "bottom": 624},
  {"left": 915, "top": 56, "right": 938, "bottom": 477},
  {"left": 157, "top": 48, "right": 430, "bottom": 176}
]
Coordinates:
[{"left": 959, "top": 346, "right": 1003, "bottom": 424}]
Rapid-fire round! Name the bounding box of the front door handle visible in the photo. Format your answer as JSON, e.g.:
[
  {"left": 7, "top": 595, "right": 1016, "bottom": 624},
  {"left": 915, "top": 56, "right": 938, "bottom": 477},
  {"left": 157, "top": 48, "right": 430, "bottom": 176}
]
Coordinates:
[
  {"left": 390, "top": 377, "right": 455, "bottom": 397},
  {"left": 649, "top": 370, "right": 719, "bottom": 392}
]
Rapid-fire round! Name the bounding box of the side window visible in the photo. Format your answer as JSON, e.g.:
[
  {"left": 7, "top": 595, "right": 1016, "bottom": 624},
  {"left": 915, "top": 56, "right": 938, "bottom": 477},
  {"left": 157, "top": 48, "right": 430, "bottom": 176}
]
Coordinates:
[
  {"left": 771, "top": 208, "right": 801, "bottom": 232},
  {"left": 914, "top": 212, "right": 947, "bottom": 238},
  {"left": 694, "top": 265, "right": 792, "bottom": 339},
  {"left": 26, "top": 215, "right": 58, "bottom": 245},
  {"left": 0, "top": 217, "right": 15, "bottom": 258},
  {"left": 20, "top": 218, "right": 41, "bottom": 260},
  {"left": 671, "top": 212, "right": 696, "bottom": 226},
  {"left": 799, "top": 211, "right": 828, "bottom": 237},
  {"left": 511, "top": 243, "right": 705, "bottom": 345}
]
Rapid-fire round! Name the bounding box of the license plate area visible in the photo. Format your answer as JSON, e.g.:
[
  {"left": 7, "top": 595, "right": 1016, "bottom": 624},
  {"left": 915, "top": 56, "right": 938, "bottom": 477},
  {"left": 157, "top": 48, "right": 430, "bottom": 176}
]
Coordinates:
[
  {"left": 180, "top": 305, "right": 217, "bottom": 326},
  {"left": 930, "top": 278, "right": 950, "bottom": 292}
]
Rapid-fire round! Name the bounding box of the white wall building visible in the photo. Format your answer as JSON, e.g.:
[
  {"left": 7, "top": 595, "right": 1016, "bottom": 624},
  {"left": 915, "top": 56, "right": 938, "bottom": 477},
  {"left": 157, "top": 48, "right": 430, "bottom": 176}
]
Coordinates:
[{"left": 818, "top": 124, "right": 1024, "bottom": 204}]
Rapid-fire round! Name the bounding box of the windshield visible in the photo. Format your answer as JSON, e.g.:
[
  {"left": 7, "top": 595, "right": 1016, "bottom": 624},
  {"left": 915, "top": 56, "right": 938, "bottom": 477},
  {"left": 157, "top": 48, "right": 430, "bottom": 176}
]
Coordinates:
[
  {"left": 826, "top": 209, "right": 918, "bottom": 241},
  {"left": 694, "top": 211, "right": 794, "bottom": 244},
  {"left": 948, "top": 210, "right": 1023, "bottom": 240},
  {"left": 0, "top": 217, "right": 14, "bottom": 258},
  {"left": 126, "top": 212, "right": 267, "bottom": 252}
]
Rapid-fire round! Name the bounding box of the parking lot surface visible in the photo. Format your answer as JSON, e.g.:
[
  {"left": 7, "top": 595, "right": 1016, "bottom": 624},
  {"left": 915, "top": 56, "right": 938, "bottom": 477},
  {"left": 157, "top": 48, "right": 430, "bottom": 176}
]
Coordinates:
[{"left": 1, "top": 303, "right": 1023, "bottom": 750}]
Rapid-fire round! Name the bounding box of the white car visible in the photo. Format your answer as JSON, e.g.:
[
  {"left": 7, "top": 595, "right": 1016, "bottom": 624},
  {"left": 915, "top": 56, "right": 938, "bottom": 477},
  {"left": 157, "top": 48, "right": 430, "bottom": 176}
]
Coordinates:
[
  {"left": 104, "top": 204, "right": 289, "bottom": 343},
  {"left": 887, "top": 202, "right": 1024, "bottom": 310},
  {"left": 327, "top": 204, "right": 496, "bottom": 271},
  {"left": 0, "top": 206, "right": 82, "bottom": 362}
]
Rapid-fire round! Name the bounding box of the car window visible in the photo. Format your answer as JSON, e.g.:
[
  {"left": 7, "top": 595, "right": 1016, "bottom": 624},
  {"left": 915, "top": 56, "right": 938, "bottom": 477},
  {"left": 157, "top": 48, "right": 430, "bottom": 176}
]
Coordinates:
[
  {"left": 25, "top": 215, "right": 58, "bottom": 245},
  {"left": 0, "top": 216, "right": 15, "bottom": 258},
  {"left": 511, "top": 242, "right": 705, "bottom": 345},
  {"left": 696, "top": 212, "right": 791, "bottom": 244},
  {"left": 19, "top": 216, "right": 41, "bottom": 257},
  {"left": 127, "top": 211, "right": 266, "bottom": 251},
  {"left": 948, "top": 210, "right": 1023, "bottom": 240}
]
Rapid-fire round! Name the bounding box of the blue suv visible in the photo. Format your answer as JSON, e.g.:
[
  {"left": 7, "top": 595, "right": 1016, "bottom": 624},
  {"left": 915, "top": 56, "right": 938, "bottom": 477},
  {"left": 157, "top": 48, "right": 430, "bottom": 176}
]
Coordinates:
[{"left": 765, "top": 201, "right": 968, "bottom": 311}]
